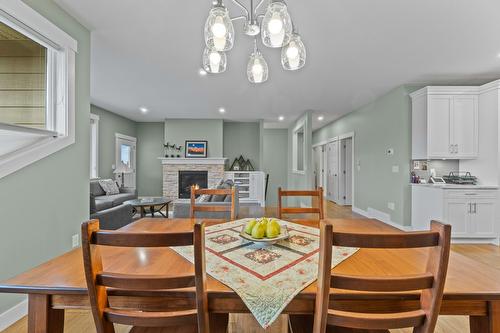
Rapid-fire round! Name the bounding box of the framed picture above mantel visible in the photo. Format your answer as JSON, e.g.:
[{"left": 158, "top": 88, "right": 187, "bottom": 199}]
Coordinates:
[{"left": 185, "top": 140, "right": 208, "bottom": 158}]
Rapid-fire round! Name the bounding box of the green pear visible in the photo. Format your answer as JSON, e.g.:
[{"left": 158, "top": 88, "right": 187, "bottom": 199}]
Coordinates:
[
  {"left": 266, "top": 220, "right": 281, "bottom": 238},
  {"left": 244, "top": 219, "right": 257, "bottom": 235},
  {"left": 260, "top": 217, "right": 269, "bottom": 228},
  {"left": 251, "top": 222, "right": 266, "bottom": 239}
]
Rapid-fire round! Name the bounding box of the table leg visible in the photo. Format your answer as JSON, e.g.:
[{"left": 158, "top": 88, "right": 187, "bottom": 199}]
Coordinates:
[
  {"left": 150, "top": 205, "right": 155, "bottom": 217},
  {"left": 28, "top": 294, "right": 64, "bottom": 333},
  {"left": 470, "top": 301, "right": 500, "bottom": 333},
  {"left": 140, "top": 207, "right": 145, "bottom": 218},
  {"left": 209, "top": 313, "right": 229, "bottom": 333}
]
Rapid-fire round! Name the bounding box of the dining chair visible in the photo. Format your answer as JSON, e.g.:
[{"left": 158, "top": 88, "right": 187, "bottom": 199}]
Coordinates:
[
  {"left": 190, "top": 185, "right": 237, "bottom": 220},
  {"left": 81, "top": 219, "right": 211, "bottom": 333},
  {"left": 313, "top": 220, "right": 451, "bottom": 333},
  {"left": 277, "top": 187, "right": 324, "bottom": 220}
]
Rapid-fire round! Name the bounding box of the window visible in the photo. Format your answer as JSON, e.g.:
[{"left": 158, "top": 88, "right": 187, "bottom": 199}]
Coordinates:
[
  {"left": 0, "top": 0, "right": 77, "bottom": 179},
  {"left": 90, "top": 114, "right": 99, "bottom": 179}
]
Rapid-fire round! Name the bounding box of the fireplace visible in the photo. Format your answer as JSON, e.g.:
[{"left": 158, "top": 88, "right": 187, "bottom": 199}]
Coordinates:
[{"left": 178, "top": 171, "right": 208, "bottom": 198}]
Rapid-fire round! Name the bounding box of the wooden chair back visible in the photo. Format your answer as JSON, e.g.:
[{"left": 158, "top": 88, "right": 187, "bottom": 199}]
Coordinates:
[
  {"left": 277, "top": 187, "right": 324, "bottom": 220},
  {"left": 81, "top": 220, "right": 210, "bottom": 333},
  {"left": 313, "top": 220, "right": 451, "bottom": 333},
  {"left": 190, "top": 185, "right": 236, "bottom": 221}
]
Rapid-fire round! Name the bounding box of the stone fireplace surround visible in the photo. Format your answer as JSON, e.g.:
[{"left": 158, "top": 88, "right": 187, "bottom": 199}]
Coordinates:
[{"left": 160, "top": 158, "right": 226, "bottom": 201}]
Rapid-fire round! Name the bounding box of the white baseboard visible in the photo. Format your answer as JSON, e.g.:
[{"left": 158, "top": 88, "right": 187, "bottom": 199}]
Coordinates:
[
  {"left": 451, "top": 238, "right": 500, "bottom": 246},
  {"left": 352, "top": 206, "right": 413, "bottom": 231},
  {"left": 0, "top": 298, "right": 27, "bottom": 331}
]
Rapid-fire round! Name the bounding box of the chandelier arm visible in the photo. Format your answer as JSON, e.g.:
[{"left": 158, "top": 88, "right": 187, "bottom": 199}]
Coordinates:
[
  {"left": 230, "top": 0, "right": 250, "bottom": 19},
  {"left": 254, "top": 0, "right": 266, "bottom": 13},
  {"left": 230, "top": 15, "right": 247, "bottom": 21}
]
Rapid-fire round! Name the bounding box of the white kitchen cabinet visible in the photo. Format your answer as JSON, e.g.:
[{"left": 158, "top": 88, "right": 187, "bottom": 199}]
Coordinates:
[
  {"left": 411, "top": 88, "right": 478, "bottom": 159},
  {"left": 412, "top": 185, "right": 498, "bottom": 243},
  {"left": 224, "top": 171, "right": 265, "bottom": 207}
]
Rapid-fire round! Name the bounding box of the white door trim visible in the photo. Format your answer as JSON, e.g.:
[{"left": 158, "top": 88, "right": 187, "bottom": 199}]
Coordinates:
[{"left": 115, "top": 132, "right": 137, "bottom": 143}]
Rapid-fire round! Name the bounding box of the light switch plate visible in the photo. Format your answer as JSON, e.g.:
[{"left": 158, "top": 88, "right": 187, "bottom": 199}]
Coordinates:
[
  {"left": 392, "top": 165, "right": 400, "bottom": 173},
  {"left": 388, "top": 202, "right": 395, "bottom": 210},
  {"left": 72, "top": 234, "right": 79, "bottom": 248}
]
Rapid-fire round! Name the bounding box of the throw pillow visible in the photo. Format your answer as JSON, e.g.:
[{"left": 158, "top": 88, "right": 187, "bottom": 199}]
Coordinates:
[
  {"left": 198, "top": 194, "right": 212, "bottom": 202},
  {"left": 98, "top": 179, "right": 120, "bottom": 195}
]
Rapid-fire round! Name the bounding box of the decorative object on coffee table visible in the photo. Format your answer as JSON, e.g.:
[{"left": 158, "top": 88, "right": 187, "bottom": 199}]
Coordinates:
[
  {"left": 124, "top": 197, "right": 171, "bottom": 218},
  {"left": 185, "top": 140, "right": 208, "bottom": 158}
]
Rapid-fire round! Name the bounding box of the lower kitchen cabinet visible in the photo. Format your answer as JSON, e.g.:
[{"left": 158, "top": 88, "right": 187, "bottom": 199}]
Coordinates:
[{"left": 412, "top": 185, "right": 499, "bottom": 243}]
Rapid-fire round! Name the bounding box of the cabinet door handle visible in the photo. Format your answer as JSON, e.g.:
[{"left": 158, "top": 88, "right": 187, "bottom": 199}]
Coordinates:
[
  {"left": 473, "top": 203, "right": 477, "bottom": 214},
  {"left": 468, "top": 203, "right": 472, "bottom": 214}
]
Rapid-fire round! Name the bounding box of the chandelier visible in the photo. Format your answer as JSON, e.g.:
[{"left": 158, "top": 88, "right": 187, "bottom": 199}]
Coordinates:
[{"left": 202, "top": 0, "right": 306, "bottom": 84}]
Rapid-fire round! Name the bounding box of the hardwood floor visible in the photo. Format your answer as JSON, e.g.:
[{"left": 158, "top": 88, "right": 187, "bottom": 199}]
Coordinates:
[{"left": 2, "top": 200, "right": 498, "bottom": 333}]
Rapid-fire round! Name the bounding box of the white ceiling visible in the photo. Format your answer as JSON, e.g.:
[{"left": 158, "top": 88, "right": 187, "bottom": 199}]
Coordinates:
[{"left": 55, "top": 0, "right": 500, "bottom": 129}]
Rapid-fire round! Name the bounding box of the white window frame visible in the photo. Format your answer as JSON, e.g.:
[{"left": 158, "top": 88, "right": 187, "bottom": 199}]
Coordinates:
[
  {"left": 0, "top": 0, "right": 77, "bottom": 179},
  {"left": 90, "top": 113, "right": 99, "bottom": 179}
]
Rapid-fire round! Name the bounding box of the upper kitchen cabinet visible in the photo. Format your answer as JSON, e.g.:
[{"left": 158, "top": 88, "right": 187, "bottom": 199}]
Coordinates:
[{"left": 411, "top": 87, "right": 478, "bottom": 160}]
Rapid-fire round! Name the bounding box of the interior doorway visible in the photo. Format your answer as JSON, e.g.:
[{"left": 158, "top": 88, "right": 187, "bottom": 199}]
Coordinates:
[{"left": 315, "top": 133, "right": 354, "bottom": 206}]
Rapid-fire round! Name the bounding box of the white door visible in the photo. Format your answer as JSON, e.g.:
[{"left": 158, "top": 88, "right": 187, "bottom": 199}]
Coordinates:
[
  {"left": 115, "top": 134, "right": 137, "bottom": 188},
  {"left": 326, "top": 140, "right": 339, "bottom": 202},
  {"left": 445, "top": 199, "right": 469, "bottom": 237},
  {"left": 342, "top": 138, "right": 353, "bottom": 205},
  {"left": 452, "top": 95, "right": 477, "bottom": 158},
  {"left": 469, "top": 199, "right": 496, "bottom": 237},
  {"left": 428, "top": 96, "right": 452, "bottom": 158},
  {"left": 313, "top": 146, "right": 323, "bottom": 189}
]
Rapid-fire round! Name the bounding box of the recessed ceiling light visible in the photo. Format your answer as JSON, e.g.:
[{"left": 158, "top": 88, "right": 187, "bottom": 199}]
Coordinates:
[
  {"left": 318, "top": 116, "right": 324, "bottom": 121},
  {"left": 219, "top": 107, "right": 226, "bottom": 113},
  {"left": 199, "top": 68, "right": 207, "bottom": 76},
  {"left": 279, "top": 116, "right": 285, "bottom": 121},
  {"left": 139, "top": 107, "right": 148, "bottom": 113}
]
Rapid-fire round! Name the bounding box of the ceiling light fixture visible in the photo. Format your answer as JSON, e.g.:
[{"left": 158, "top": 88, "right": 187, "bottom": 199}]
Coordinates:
[
  {"left": 202, "top": 0, "right": 305, "bottom": 84},
  {"left": 139, "top": 107, "right": 149, "bottom": 113},
  {"left": 279, "top": 115, "right": 284, "bottom": 121},
  {"left": 317, "top": 115, "right": 324, "bottom": 121},
  {"left": 219, "top": 107, "right": 226, "bottom": 113}
]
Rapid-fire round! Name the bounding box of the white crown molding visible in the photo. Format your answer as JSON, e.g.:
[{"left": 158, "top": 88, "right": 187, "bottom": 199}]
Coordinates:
[
  {"left": 0, "top": 298, "right": 27, "bottom": 331},
  {"left": 159, "top": 157, "right": 227, "bottom": 165}
]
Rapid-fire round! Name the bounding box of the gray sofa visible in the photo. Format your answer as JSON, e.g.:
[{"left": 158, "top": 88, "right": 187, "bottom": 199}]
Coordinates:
[
  {"left": 90, "top": 180, "right": 137, "bottom": 230},
  {"left": 173, "top": 181, "right": 240, "bottom": 219}
]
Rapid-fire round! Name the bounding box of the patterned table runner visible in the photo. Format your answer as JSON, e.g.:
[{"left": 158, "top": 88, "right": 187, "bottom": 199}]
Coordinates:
[{"left": 172, "top": 219, "right": 359, "bottom": 328}]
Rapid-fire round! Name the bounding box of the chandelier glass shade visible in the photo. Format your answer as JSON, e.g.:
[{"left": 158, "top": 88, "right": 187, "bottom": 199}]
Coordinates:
[
  {"left": 204, "top": 5, "right": 234, "bottom": 51},
  {"left": 261, "top": 1, "right": 293, "bottom": 48},
  {"left": 202, "top": 0, "right": 305, "bottom": 83},
  {"left": 202, "top": 47, "right": 227, "bottom": 73},
  {"left": 281, "top": 33, "right": 306, "bottom": 70},
  {"left": 247, "top": 48, "right": 269, "bottom": 83}
]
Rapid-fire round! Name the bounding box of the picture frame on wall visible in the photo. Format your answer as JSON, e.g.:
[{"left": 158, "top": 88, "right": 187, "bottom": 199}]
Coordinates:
[{"left": 185, "top": 140, "right": 208, "bottom": 158}]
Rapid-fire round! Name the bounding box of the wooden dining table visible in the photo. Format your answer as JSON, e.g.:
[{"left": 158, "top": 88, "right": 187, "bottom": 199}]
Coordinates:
[{"left": 1, "top": 218, "right": 500, "bottom": 333}]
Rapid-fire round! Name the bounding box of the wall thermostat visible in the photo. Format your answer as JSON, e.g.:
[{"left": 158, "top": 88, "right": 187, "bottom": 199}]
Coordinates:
[{"left": 386, "top": 148, "right": 394, "bottom": 156}]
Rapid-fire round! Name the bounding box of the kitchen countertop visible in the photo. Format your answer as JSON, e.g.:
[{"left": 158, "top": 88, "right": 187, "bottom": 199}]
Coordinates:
[{"left": 410, "top": 183, "right": 499, "bottom": 190}]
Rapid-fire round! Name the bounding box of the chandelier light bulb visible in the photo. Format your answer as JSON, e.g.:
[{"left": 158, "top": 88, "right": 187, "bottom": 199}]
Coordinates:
[
  {"left": 247, "top": 49, "right": 269, "bottom": 84},
  {"left": 281, "top": 33, "right": 306, "bottom": 70},
  {"left": 202, "top": 47, "right": 227, "bottom": 74},
  {"left": 204, "top": 5, "right": 234, "bottom": 51},
  {"left": 261, "top": 1, "right": 293, "bottom": 48}
]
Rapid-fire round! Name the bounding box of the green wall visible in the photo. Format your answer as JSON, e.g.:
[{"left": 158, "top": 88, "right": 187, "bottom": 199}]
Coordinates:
[
  {"left": 137, "top": 123, "right": 164, "bottom": 196},
  {"left": 288, "top": 112, "right": 314, "bottom": 206},
  {"left": 91, "top": 105, "right": 137, "bottom": 179},
  {"left": 262, "top": 129, "right": 288, "bottom": 206},
  {"left": 313, "top": 86, "right": 419, "bottom": 226},
  {"left": 165, "top": 119, "right": 223, "bottom": 158},
  {"left": 0, "top": 0, "right": 90, "bottom": 314},
  {"left": 223, "top": 122, "right": 260, "bottom": 170}
]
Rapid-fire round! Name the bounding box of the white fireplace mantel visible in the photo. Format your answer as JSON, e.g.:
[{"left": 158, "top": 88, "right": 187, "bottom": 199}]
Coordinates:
[{"left": 159, "top": 157, "right": 227, "bottom": 165}]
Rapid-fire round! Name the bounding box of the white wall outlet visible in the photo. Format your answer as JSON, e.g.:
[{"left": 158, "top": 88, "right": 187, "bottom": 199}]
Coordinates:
[
  {"left": 388, "top": 202, "right": 395, "bottom": 211},
  {"left": 392, "top": 165, "right": 400, "bottom": 173},
  {"left": 72, "top": 234, "right": 79, "bottom": 248},
  {"left": 386, "top": 148, "right": 394, "bottom": 156}
]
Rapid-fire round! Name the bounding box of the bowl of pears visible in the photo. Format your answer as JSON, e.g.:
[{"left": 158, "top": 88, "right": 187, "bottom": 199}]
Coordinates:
[{"left": 240, "top": 218, "right": 289, "bottom": 245}]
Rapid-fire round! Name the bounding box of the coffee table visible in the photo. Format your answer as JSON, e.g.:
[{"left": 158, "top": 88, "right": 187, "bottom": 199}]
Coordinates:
[{"left": 124, "top": 197, "right": 171, "bottom": 218}]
